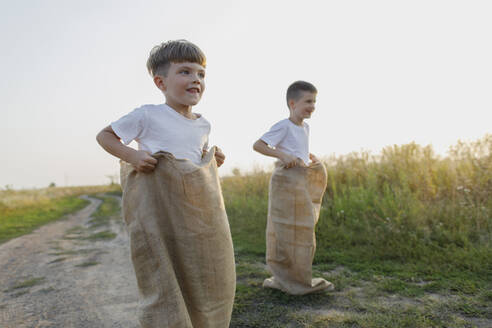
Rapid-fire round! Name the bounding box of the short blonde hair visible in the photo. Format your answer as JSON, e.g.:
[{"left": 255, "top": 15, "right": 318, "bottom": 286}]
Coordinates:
[{"left": 146, "top": 40, "right": 206, "bottom": 77}]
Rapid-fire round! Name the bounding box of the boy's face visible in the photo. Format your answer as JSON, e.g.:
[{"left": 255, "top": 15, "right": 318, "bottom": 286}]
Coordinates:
[
  {"left": 289, "top": 91, "right": 316, "bottom": 121},
  {"left": 155, "top": 62, "right": 206, "bottom": 109}
]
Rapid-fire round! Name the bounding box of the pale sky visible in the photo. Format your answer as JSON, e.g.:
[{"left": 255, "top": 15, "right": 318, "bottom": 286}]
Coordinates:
[{"left": 1, "top": 0, "right": 491, "bottom": 189}]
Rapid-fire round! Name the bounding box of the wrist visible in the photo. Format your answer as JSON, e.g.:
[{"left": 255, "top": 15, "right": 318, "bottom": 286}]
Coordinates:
[
  {"left": 274, "top": 150, "right": 286, "bottom": 160},
  {"left": 121, "top": 147, "right": 139, "bottom": 165}
]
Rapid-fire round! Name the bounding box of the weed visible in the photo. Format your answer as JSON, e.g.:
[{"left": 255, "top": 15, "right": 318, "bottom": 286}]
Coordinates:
[
  {"left": 75, "top": 261, "right": 100, "bottom": 267},
  {"left": 84, "top": 231, "right": 116, "bottom": 241},
  {"left": 7, "top": 277, "right": 45, "bottom": 291},
  {"left": 48, "top": 257, "right": 67, "bottom": 264}
]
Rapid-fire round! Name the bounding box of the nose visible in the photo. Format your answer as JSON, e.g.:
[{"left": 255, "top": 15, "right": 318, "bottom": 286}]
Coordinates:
[{"left": 191, "top": 72, "right": 201, "bottom": 83}]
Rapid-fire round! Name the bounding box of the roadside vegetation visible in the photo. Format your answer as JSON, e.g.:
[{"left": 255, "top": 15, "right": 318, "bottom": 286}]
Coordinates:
[
  {"left": 223, "top": 134, "right": 491, "bottom": 327},
  {"left": 0, "top": 185, "right": 120, "bottom": 244},
  {"left": 1, "top": 134, "right": 490, "bottom": 327}
]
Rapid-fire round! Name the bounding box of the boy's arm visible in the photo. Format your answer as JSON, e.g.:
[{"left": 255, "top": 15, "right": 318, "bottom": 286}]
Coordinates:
[
  {"left": 253, "top": 139, "right": 300, "bottom": 168},
  {"left": 96, "top": 125, "right": 157, "bottom": 173}
]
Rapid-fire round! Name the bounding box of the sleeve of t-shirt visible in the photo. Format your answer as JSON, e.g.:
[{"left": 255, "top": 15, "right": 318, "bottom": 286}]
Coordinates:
[
  {"left": 110, "top": 107, "right": 146, "bottom": 145},
  {"left": 260, "top": 120, "right": 288, "bottom": 148}
]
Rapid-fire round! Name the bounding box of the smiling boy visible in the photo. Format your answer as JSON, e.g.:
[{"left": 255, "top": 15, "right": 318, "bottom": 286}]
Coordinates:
[
  {"left": 96, "top": 40, "right": 235, "bottom": 328},
  {"left": 97, "top": 41, "right": 223, "bottom": 171},
  {"left": 253, "top": 80, "right": 334, "bottom": 295}
]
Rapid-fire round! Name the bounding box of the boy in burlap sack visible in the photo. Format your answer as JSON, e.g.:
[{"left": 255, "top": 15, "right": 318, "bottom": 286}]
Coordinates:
[
  {"left": 253, "top": 80, "right": 334, "bottom": 295},
  {"left": 96, "top": 40, "right": 235, "bottom": 328}
]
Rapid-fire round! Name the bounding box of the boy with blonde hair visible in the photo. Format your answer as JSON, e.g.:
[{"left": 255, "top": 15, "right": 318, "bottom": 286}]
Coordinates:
[
  {"left": 253, "top": 80, "right": 334, "bottom": 295},
  {"left": 97, "top": 40, "right": 235, "bottom": 328}
]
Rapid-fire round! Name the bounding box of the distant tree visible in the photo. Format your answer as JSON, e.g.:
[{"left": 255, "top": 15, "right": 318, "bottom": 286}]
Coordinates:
[
  {"left": 106, "top": 174, "right": 119, "bottom": 185},
  {"left": 49, "top": 182, "right": 56, "bottom": 188}
]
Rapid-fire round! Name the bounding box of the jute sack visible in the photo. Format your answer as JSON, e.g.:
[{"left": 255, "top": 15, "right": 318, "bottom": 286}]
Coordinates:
[
  {"left": 120, "top": 147, "right": 236, "bottom": 328},
  {"left": 263, "top": 161, "right": 333, "bottom": 295}
]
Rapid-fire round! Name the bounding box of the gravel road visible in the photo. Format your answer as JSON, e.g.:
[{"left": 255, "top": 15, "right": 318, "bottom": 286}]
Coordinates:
[{"left": 0, "top": 195, "right": 139, "bottom": 328}]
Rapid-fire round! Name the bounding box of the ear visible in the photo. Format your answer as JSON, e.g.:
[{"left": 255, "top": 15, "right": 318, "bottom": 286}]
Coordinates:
[
  {"left": 153, "top": 75, "right": 166, "bottom": 92},
  {"left": 288, "top": 99, "right": 295, "bottom": 110}
]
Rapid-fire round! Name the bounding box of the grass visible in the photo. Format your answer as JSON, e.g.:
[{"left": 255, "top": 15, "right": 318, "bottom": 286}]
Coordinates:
[
  {"left": 9, "top": 277, "right": 45, "bottom": 290},
  {"left": 4, "top": 277, "right": 45, "bottom": 294},
  {"left": 4, "top": 277, "right": 46, "bottom": 299},
  {"left": 84, "top": 230, "right": 117, "bottom": 241},
  {"left": 0, "top": 185, "right": 121, "bottom": 245},
  {"left": 49, "top": 248, "right": 99, "bottom": 256},
  {"left": 232, "top": 254, "right": 336, "bottom": 327},
  {"left": 75, "top": 261, "right": 100, "bottom": 267},
  {"left": 48, "top": 257, "right": 67, "bottom": 264},
  {"left": 223, "top": 134, "right": 492, "bottom": 327},
  {"left": 1, "top": 136, "right": 490, "bottom": 326},
  {"left": 87, "top": 195, "right": 121, "bottom": 229},
  {"left": 79, "top": 195, "right": 120, "bottom": 241},
  {"left": 0, "top": 197, "right": 88, "bottom": 244},
  {"left": 44, "top": 196, "right": 121, "bottom": 273},
  {"left": 0, "top": 185, "right": 121, "bottom": 208}
]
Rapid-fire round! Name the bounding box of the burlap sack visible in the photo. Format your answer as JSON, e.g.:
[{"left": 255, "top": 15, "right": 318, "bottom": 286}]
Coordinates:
[
  {"left": 263, "top": 161, "right": 333, "bottom": 295},
  {"left": 120, "top": 147, "right": 236, "bottom": 328}
]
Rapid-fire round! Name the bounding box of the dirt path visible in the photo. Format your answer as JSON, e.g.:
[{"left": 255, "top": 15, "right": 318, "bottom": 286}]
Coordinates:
[{"left": 0, "top": 195, "right": 139, "bottom": 328}]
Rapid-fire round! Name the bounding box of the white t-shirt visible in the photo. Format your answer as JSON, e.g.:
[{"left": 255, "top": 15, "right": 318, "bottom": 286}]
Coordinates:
[
  {"left": 260, "top": 119, "right": 310, "bottom": 165},
  {"left": 111, "top": 104, "right": 210, "bottom": 165}
]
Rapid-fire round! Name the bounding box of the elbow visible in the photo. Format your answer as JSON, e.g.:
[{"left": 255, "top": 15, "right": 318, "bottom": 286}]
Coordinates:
[
  {"left": 96, "top": 131, "right": 104, "bottom": 146},
  {"left": 96, "top": 125, "right": 117, "bottom": 147},
  {"left": 252, "top": 140, "right": 261, "bottom": 152}
]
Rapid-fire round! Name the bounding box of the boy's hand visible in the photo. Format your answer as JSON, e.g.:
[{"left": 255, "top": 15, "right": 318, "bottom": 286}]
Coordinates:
[
  {"left": 215, "top": 147, "right": 225, "bottom": 167},
  {"left": 280, "top": 153, "right": 300, "bottom": 169},
  {"left": 131, "top": 150, "right": 158, "bottom": 173},
  {"left": 309, "top": 153, "right": 320, "bottom": 163}
]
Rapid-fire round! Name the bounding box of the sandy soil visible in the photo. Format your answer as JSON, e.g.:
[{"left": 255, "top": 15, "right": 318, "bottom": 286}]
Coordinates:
[{"left": 0, "top": 196, "right": 139, "bottom": 328}]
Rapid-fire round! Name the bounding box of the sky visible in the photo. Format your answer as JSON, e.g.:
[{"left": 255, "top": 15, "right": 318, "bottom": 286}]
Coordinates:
[{"left": 1, "top": 0, "right": 491, "bottom": 189}]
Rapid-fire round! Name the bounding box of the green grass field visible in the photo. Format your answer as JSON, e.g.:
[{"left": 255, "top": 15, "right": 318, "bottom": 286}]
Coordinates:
[
  {"left": 1, "top": 135, "right": 490, "bottom": 327},
  {"left": 0, "top": 185, "right": 120, "bottom": 245},
  {"left": 223, "top": 134, "right": 491, "bottom": 327}
]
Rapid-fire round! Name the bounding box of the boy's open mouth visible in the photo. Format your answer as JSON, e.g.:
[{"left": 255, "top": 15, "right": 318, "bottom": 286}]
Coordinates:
[{"left": 187, "top": 87, "right": 200, "bottom": 93}]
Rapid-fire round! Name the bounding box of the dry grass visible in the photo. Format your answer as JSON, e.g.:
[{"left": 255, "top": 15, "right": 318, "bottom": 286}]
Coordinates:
[
  {"left": 0, "top": 185, "right": 121, "bottom": 210},
  {"left": 224, "top": 134, "right": 492, "bottom": 327}
]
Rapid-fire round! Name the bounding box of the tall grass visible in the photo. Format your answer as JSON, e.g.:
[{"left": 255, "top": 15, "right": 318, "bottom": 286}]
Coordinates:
[
  {"left": 222, "top": 134, "right": 492, "bottom": 279},
  {"left": 0, "top": 185, "right": 121, "bottom": 210},
  {"left": 222, "top": 168, "right": 270, "bottom": 255}
]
